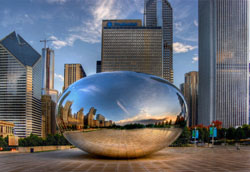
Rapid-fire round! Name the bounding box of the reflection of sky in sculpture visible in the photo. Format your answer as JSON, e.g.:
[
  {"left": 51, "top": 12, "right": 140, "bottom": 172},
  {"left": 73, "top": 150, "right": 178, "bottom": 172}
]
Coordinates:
[{"left": 58, "top": 71, "right": 186, "bottom": 124}]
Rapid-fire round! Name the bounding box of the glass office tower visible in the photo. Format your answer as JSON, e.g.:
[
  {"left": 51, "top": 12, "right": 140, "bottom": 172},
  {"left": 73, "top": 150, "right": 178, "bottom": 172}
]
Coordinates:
[
  {"left": 63, "top": 64, "right": 86, "bottom": 91},
  {"left": 0, "top": 32, "right": 42, "bottom": 137},
  {"left": 144, "top": 0, "right": 173, "bottom": 83},
  {"left": 41, "top": 48, "right": 58, "bottom": 103},
  {"left": 183, "top": 72, "right": 199, "bottom": 127},
  {"left": 101, "top": 20, "right": 163, "bottom": 78},
  {"left": 198, "top": 0, "right": 249, "bottom": 128}
]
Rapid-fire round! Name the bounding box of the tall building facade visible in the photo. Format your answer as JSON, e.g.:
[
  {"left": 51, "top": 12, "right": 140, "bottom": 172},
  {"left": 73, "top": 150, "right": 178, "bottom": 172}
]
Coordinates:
[
  {"left": 198, "top": 0, "right": 249, "bottom": 128},
  {"left": 63, "top": 64, "right": 86, "bottom": 91},
  {"left": 182, "top": 72, "right": 198, "bottom": 127},
  {"left": 144, "top": 0, "right": 173, "bottom": 82},
  {"left": 41, "top": 47, "right": 58, "bottom": 138},
  {"left": 0, "top": 32, "right": 42, "bottom": 137},
  {"left": 0, "top": 121, "right": 14, "bottom": 138},
  {"left": 101, "top": 20, "right": 163, "bottom": 78},
  {"left": 96, "top": 61, "right": 102, "bottom": 73},
  {"left": 41, "top": 95, "right": 56, "bottom": 138},
  {"left": 41, "top": 48, "right": 58, "bottom": 102}
]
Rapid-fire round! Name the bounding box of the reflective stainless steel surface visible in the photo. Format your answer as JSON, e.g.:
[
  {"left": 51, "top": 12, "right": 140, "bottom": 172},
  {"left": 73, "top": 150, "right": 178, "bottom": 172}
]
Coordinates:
[{"left": 56, "top": 71, "right": 188, "bottom": 158}]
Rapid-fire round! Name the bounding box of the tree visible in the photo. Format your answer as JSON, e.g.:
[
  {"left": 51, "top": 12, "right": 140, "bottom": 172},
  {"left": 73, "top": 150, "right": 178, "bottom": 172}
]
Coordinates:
[
  {"left": 18, "top": 133, "right": 71, "bottom": 146},
  {"left": 172, "top": 126, "right": 191, "bottom": 146},
  {"left": 212, "top": 120, "right": 222, "bottom": 129},
  {"left": 218, "top": 128, "right": 227, "bottom": 139},
  {"left": 0, "top": 137, "right": 7, "bottom": 148},
  {"left": 235, "top": 127, "right": 246, "bottom": 140},
  {"left": 227, "top": 127, "right": 236, "bottom": 140},
  {"left": 242, "top": 124, "right": 250, "bottom": 138}
]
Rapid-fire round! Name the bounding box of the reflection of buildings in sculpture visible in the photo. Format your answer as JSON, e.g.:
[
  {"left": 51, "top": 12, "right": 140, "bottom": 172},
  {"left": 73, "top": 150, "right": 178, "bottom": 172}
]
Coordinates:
[
  {"left": 104, "top": 120, "right": 113, "bottom": 127},
  {"left": 62, "top": 101, "right": 73, "bottom": 126},
  {"left": 93, "top": 120, "right": 100, "bottom": 128},
  {"left": 61, "top": 101, "right": 84, "bottom": 130},
  {"left": 75, "top": 108, "right": 84, "bottom": 129},
  {"left": 96, "top": 61, "right": 102, "bottom": 73},
  {"left": 63, "top": 64, "right": 86, "bottom": 91},
  {"left": 41, "top": 95, "right": 56, "bottom": 138},
  {"left": 96, "top": 114, "right": 105, "bottom": 127},
  {"left": 82, "top": 108, "right": 113, "bottom": 128},
  {"left": 84, "top": 107, "right": 96, "bottom": 127},
  {"left": 0, "top": 121, "right": 14, "bottom": 138}
]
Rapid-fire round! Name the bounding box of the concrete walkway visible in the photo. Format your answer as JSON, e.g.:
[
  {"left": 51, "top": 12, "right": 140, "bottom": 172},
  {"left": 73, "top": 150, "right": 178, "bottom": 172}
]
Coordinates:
[{"left": 0, "top": 146, "right": 250, "bottom": 172}]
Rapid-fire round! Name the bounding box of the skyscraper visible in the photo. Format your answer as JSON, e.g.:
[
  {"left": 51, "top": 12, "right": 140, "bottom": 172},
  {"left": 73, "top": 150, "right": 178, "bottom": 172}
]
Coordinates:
[
  {"left": 144, "top": 0, "right": 173, "bottom": 82},
  {"left": 101, "top": 20, "right": 163, "bottom": 78},
  {"left": 0, "top": 32, "right": 42, "bottom": 137},
  {"left": 96, "top": 60, "right": 102, "bottom": 73},
  {"left": 198, "top": 0, "right": 249, "bottom": 127},
  {"left": 41, "top": 47, "right": 58, "bottom": 102},
  {"left": 63, "top": 64, "right": 86, "bottom": 91},
  {"left": 41, "top": 95, "right": 56, "bottom": 138},
  {"left": 183, "top": 72, "right": 198, "bottom": 127}
]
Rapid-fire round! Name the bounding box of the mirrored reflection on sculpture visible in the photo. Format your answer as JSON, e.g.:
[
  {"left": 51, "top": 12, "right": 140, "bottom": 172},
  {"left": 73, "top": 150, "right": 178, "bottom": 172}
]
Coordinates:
[{"left": 56, "top": 71, "right": 188, "bottom": 158}]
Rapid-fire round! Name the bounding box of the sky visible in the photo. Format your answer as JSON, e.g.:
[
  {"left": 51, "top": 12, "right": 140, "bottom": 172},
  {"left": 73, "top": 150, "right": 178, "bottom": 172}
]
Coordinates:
[{"left": 0, "top": 0, "right": 198, "bottom": 93}]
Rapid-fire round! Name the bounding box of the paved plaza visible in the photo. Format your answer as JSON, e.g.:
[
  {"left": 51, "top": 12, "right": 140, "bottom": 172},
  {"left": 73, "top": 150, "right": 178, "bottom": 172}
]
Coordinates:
[{"left": 1, "top": 146, "right": 250, "bottom": 172}]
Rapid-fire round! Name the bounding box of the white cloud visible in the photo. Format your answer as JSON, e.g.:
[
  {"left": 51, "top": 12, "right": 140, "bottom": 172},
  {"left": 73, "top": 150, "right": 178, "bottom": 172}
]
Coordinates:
[
  {"left": 194, "top": 20, "right": 198, "bottom": 27},
  {"left": 1, "top": 11, "right": 34, "bottom": 27},
  {"left": 46, "top": 0, "right": 126, "bottom": 48},
  {"left": 55, "top": 73, "right": 64, "bottom": 82},
  {"left": 67, "top": 0, "right": 121, "bottom": 44},
  {"left": 80, "top": 85, "right": 101, "bottom": 93},
  {"left": 47, "top": 0, "right": 68, "bottom": 4},
  {"left": 173, "top": 42, "right": 197, "bottom": 53},
  {"left": 174, "top": 22, "right": 183, "bottom": 33},
  {"left": 192, "top": 54, "right": 198, "bottom": 63},
  {"left": 133, "top": 0, "right": 144, "bottom": 14},
  {"left": 117, "top": 100, "right": 130, "bottom": 115},
  {"left": 66, "top": 0, "right": 135, "bottom": 45},
  {"left": 49, "top": 36, "right": 68, "bottom": 49}
]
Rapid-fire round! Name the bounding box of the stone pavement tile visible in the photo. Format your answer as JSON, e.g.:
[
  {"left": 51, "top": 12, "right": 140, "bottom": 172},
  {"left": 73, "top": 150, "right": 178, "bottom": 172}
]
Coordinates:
[{"left": 1, "top": 146, "right": 250, "bottom": 172}]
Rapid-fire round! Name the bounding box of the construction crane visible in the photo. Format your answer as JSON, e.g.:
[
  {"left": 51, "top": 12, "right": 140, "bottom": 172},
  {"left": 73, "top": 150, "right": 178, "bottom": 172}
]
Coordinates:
[{"left": 40, "top": 39, "right": 52, "bottom": 49}]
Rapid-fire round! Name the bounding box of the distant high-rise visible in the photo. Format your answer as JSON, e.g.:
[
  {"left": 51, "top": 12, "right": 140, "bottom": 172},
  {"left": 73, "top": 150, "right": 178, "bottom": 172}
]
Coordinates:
[
  {"left": 41, "top": 95, "right": 56, "bottom": 138},
  {"left": 41, "top": 47, "right": 58, "bottom": 102},
  {"left": 144, "top": 0, "right": 173, "bottom": 82},
  {"left": 198, "top": 0, "right": 249, "bottom": 127},
  {"left": 102, "top": 20, "right": 163, "bottom": 78},
  {"left": 41, "top": 47, "right": 58, "bottom": 137},
  {"left": 96, "top": 61, "right": 102, "bottom": 73},
  {"left": 0, "top": 32, "right": 42, "bottom": 137},
  {"left": 182, "top": 72, "right": 198, "bottom": 127},
  {"left": 63, "top": 64, "right": 86, "bottom": 91}
]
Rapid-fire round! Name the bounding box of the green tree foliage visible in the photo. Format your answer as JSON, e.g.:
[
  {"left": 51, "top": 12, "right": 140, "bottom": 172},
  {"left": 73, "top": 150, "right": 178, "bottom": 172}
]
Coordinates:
[
  {"left": 218, "top": 128, "right": 227, "bottom": 139},
  {"left": 227, "top": 127, "right": 236, "bottom": 140},
  {"left": 0, "top": 137, "right": 7, "bottom": 148},
  {"left": 242, "top": 124, "right": 250, "bottom": 138},
  {"left": 235, "top": 127, "right": 246, "bottom": 140},
  {"left": 172, "top": 126, "right": 190, "bottom": 146},
  {"left": 197, "top": 127, "right": 209, "bottom": 143},
  {"left": 18, "top": 133, "right": 71, "bottom": 147}
]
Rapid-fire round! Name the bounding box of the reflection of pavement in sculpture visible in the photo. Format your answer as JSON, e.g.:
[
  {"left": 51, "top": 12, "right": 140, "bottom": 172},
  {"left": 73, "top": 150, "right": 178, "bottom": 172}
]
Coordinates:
[{"left": 64, "top": 128, "right": 182, "bottom": 158}]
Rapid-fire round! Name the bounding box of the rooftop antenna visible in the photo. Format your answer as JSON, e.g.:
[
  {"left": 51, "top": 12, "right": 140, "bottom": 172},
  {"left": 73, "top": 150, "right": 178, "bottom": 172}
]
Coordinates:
[{"left": 40, "top": 39, "right": 52, "bottom": 49}]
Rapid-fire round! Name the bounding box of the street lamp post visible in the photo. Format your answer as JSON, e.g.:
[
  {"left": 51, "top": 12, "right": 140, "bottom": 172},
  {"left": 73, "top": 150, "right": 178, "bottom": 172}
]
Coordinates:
[
  {"left": 194, "top": 127, "right": 197, "bottom": 147},
  {"left": 212, "top": 123, "right": 214, "bottom": 148}
]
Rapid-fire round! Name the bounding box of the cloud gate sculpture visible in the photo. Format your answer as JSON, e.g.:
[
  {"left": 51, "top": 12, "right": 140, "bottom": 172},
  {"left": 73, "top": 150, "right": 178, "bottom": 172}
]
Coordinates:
[{"left": 56, "top": 71, "right": 188, "bottom": 158}]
